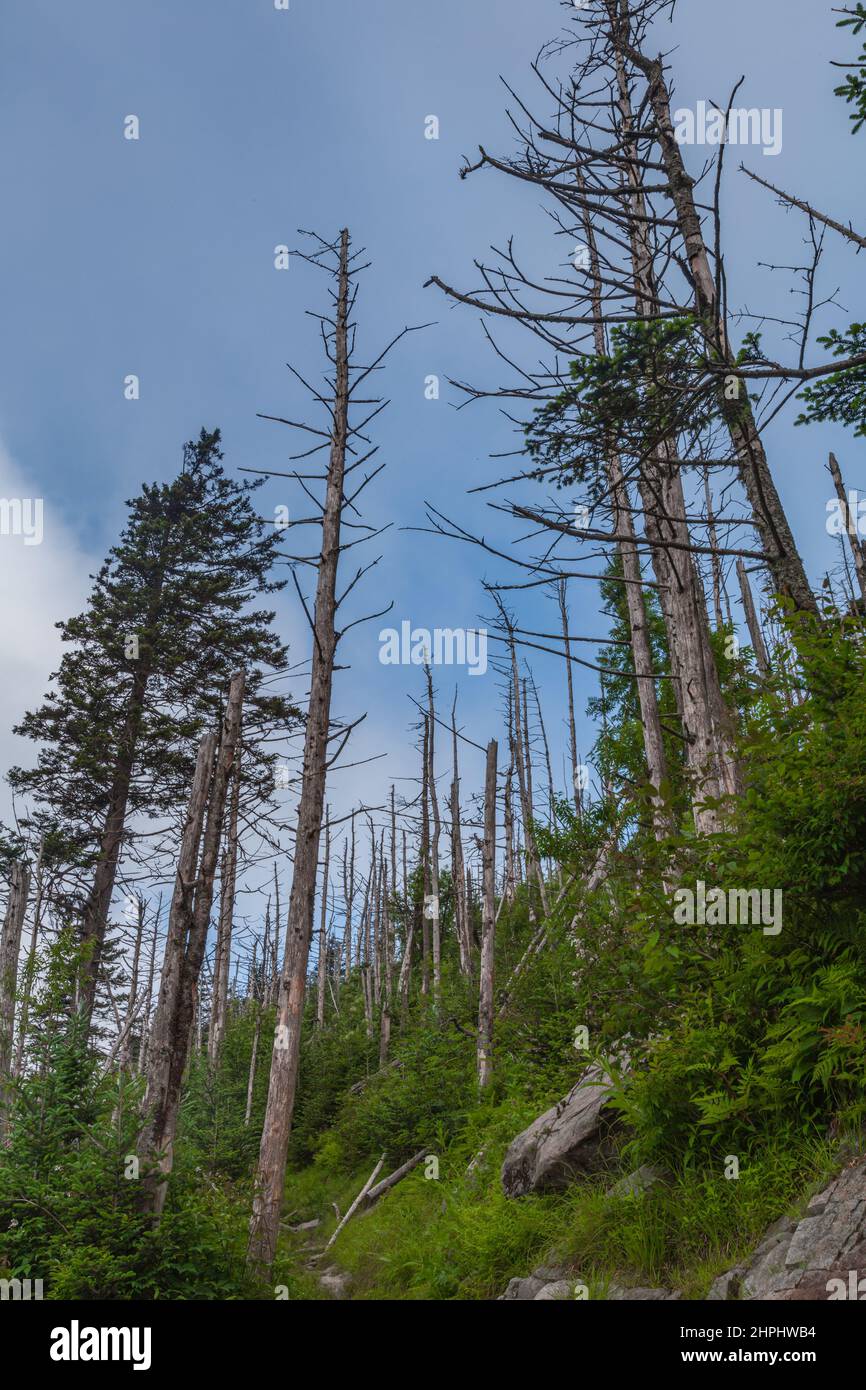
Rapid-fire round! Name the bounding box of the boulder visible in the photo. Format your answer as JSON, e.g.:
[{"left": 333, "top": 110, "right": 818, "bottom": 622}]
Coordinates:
[
  {"left": 534, "top": 1281, "right": 574, "bottom": 1300},
  {"left": 501, "top": 1062, "right": 623, "bottom": 1197},
  {"left": 499, "top": 1275, "right": 547, "bottom": 1301},
  {"left": 707, "top": 1157, "right": 866, "bottom": 1300}
]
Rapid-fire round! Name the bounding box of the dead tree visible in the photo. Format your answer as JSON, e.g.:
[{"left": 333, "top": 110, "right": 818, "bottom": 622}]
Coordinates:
[
  {"left": 137, "top": 669, "right": 244, "bottom": 1217},
  {"left": 605, "top": 0, "right": 817, "bottom": 615},
  {"left": 118, "top": 894, "right": 146, "bottom": 1072},
  {"left": 316, "top": 808, "right": 331, "bottom": 1029},
  {"left": 425, "top": 668, "right": 443, "bottom": 1005},
  {"left": 477, "top": 739, "right": 498, "bottom": 1090},
  {"left": 0, "top": 862, "right": 30, "bottom": 1138},
  {"left": 449, "top": 695, "right": 471, "bottom": 977},
  {"left": 209, "top": 731, "right": 243, "bottom": 1065},
  {"left": 736, "top": 560, "right": 771, "bottom": 675},
  {"left": 248, "top": 229, "right": 420, "bottom": 1273},
  {"left": 12, "top": 838, "right": 44, "bottom": 1079}
]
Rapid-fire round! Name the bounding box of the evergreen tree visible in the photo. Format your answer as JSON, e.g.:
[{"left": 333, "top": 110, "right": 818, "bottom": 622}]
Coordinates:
[{"left": 9, "top": 429, "right": 295, "bottom": 1025}]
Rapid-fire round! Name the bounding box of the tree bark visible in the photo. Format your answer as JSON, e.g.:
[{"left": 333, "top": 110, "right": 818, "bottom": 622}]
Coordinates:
[
  {"left": 0, "top": 862, "right": 30, "bottom": 1138},
  {"left": 137, "top": 669, "right": 244, "bottom": 1218},
  {"left": 736, "top": 560, "right": 771, "bottom": 675},
  {"left": 608, "top": 0, "right": 817, "bottom": 616},
  {"left": 828, "top": 452, "right": 866, "bottom": 604},
  {"left": 248, "top": 229, "right": 352, "bottom": 1274},
  {"left": 316, "top": 808, "right": 330, "bottom": 1029},
  {"left": 209, "top": 736, "right": 242, "bottom": 1065},
  {"left": 477, "top": 739, "right": 498, "bottom": 1091}
]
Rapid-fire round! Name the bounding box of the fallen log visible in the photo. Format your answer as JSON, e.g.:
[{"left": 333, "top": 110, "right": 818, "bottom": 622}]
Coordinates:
[
  {"left": 364, "top": 1149, "right": 427, "bottom": 1205},
  {"left": 323, "top": 1153, "right": 386, "bottom": 1252}
]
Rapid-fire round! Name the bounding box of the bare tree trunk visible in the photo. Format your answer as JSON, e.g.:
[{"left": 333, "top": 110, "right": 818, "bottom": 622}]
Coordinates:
[
  {"left": 269, "top": 866, "right": 281, "bottom": 1006},
  {"left": 13, "top": 838, "right": 44, "bottom": 1079},
  {"left": 209, "top": 734, "right": 243, "bottom": 1064},
  {"left": 477, "top": 739, "right": 498, "bottom": 1090},
  {"left": 737, "top": 560, "right": 770, "bottom": 675},
  {"left": 610, "top": 37, "right": 743, "bottom": 828},
  {"left": 245, "top": 941, "right": 262, "bottom": 1128},
  {"left": 703, "top": 468, "right": 725, "bottom": 630},
  {"left": 118, "top": 895, "right": 146, "bottom": 1072},
  {"left": 449, "top": 696, "right": 471, "bottom": 977},
  {"left": 137, "top": 670, "right": 244, "bottom": 1218},
  {"left": 316, "top": 808, "right": 330, "bottom": 1029},
  {"left": 508, "top": 635, "right": 549, "bottom": 916},
  {"left": 609, "top": 1, "right": 817, "bottom": 616},
  {"left": 248, "top": 230, "right": 353, "bottom": 1274},
  {"left": 420, "top": 715, "right": 431, "bottom": 996},
  {"left": 343, "top": 812, "right": 356, "bottom": 980},
  {"left": 0, "top": 862, "right": 30, "bottom": 1138},
  {"left": 138, "top": 903, "right": 160, "bottom": 1078},
  {"left": 425, "top": 669, "right": 443, "bottom": 1005},
  {"left": 558, "top": 580, "right": 581, "bottom": 815}
]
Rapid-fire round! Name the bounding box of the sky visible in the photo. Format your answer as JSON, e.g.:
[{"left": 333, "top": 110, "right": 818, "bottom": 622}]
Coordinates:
[{"left": 0, "top": 0, "right": 862, "bottom": 948}]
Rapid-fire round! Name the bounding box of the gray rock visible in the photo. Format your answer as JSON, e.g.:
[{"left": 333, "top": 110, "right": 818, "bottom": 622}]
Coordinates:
[
  {"left": 534, "top": 1281, "right": 574, "bottom": 1300},
  {"left": 501, "top": 1062, "right": 623, "bottom": 1197},
  {"left": 500, "top": 1275, "right": 547, "bottom": 1301},
  {"left": 531, "top": 1263, "right": 569, "bottom": 1282},
  {"left": 707, "top": 1156, "right": 866, "bottom": 1300},
  {"left": 706, "top": 1268, "right": 743, "bottom": 1301},
  {"left": 319, "top": 1265, "right": 351, "bottom": 1300}
]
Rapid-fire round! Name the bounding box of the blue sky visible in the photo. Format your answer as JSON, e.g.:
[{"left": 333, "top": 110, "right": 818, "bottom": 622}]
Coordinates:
[{"left": 0, "top": 0, "right": 862, "bottom": 910}]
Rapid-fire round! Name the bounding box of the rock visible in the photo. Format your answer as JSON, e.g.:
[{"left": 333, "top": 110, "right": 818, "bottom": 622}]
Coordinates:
[
  {"left": 501, "top": 1062, "right": 624, "bottom": 1197},
  {"left": 607, "top": 1164, "right": 665, "bottom": 1199},
  {"left": 499, "top": 1275, "right": 547, "bottom": 1301},
  {"left": 706, "top": 1268, "right": 744, "bottom": 1301},
  {"left": 707, "top": 1156, "right": 866, "bottom": 1300},
  {"left": 319, "top": 1265, "right": 351, "bottom": 1300},
  {"left": 534, "top": 1281, "right": 574, "bottom": 1300},
  {"left": 531, "top": 1263, "right": 569, "bottom": 1282}
]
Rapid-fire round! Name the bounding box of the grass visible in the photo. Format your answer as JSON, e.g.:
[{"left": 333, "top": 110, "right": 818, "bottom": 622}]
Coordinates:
[{"left": 275, "top": 1108, "right": 839, "bottom": 1300}]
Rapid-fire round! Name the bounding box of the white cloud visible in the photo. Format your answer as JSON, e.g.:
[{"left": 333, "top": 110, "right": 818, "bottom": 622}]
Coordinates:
[{"left": 0, "top": 438, "right": 94, "bottom": 824}]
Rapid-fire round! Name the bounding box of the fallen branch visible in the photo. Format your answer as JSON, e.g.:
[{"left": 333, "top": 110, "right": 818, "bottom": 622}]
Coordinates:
[
  {"left": 323, "top": 1153, "right": 386, "bottom": 1252},
  {"left": 364, "top": 1149, "right": 427, "bottom": 1205}
]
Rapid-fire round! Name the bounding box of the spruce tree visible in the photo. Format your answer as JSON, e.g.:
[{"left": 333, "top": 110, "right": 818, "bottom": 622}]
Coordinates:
[{"left": 9, "top": 429, "right": 294, "bottom": 1026}]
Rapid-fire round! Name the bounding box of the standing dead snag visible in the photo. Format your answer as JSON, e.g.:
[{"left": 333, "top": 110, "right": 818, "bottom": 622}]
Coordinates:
[
  {"left": 137, "top": 670, "right": 245, "bottom": 1218},
  {"left": 606, "top": 0, "right": 817, "bottom": 618},
  {"left": 449, "top": 696, "right": 471, "bottom": 978},
  {"left": 477, "top": 739, "right": 497, "bottom": 1091},
  {"left": 209, "top": 729, "right": 243, "bottom": 1065},
  {"left": 316, "top": 808, "right": 330, "bottom": 1029},
  {"left": 425, "top": 667, "right": 443, "bottom": 1006},
  {"left": 248, "top": 229, "right": 420, "bottom": 1273},
  {"left": 12, "top": 838, "right": 43, "bottom": 1080},
  {"left": 0, "top": 862, "right": 30, "bottom": 1139},
  {"left": 736, "top": 560, "right": 771, "bottom": 676}
]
